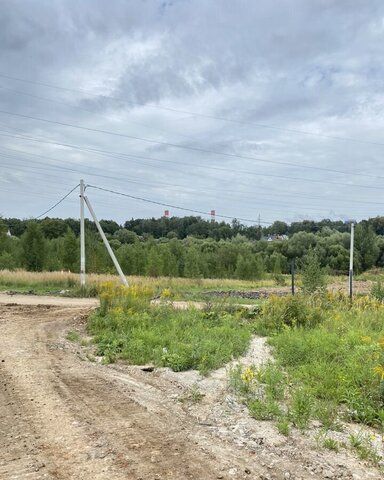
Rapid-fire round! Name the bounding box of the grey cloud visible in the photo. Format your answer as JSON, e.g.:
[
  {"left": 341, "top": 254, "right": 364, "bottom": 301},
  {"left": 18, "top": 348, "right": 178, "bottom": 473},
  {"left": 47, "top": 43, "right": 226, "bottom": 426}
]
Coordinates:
[{"left": 1, "top": 0, "right": 384, "bottom": 223}]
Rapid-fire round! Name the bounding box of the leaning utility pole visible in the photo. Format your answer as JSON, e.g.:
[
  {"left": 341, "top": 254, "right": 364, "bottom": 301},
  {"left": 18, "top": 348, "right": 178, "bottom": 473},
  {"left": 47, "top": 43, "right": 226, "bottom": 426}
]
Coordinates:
[
  {"left": 83, "top": 194, "right": 129, "bottom": 287},
  {"left": 349, "top": 222, "right": 354, "bottom": 301},
  {"left": 80, "top": 179, "right": 86, "bottom": 287}
]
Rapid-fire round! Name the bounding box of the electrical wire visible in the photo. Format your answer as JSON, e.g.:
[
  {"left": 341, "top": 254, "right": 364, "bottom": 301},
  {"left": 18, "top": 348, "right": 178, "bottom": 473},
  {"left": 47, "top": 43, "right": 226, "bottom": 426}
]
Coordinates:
[
  {"left": 86, "top": 184, "right": 272, "bottom": 224},
  {"left": 0, "top": 108, "right": 381, "bottom": 180},
  {"left": 0, "top": 130, "right": 383, "bottom": 191},
  {"left": 1, "top": 72, "right": 383, "bottom": 148},
  {"left": 35, "top": 184, "right": 80, "bottom": 219},
  {"left": 0, "top": 152, "right": 372, "bottom": 215}
]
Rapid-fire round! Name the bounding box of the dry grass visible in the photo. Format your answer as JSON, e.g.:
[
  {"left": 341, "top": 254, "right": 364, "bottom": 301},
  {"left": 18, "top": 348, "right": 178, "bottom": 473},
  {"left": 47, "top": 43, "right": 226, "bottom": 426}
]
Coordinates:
[
  {"left": 0, "top": 269, "right": 115, "bottom": 288},
  {"left": 0, "top": 269, "right": 275, "bottom": 292},
  {"left": 0, "top": 270, "right": 371, "bottom": 297}
]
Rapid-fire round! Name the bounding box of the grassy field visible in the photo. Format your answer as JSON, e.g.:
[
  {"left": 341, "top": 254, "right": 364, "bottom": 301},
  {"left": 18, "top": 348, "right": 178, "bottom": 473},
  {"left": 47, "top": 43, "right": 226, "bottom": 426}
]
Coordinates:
[
  {"left": 230, "top": 293, "right": 384, "bottom": 454},
  {"left": 0, "top": 269, "right": 281, "bottom": 297},
  {"left": 0, "top": 268, "right": 376, "bottom": 297}
]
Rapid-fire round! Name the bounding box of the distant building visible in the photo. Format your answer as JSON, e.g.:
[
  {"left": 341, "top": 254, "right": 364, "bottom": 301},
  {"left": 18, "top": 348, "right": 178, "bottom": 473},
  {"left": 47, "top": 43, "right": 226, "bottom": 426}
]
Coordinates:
[{"left": 264, "top": 234, "right": 289, "bottom": 242}]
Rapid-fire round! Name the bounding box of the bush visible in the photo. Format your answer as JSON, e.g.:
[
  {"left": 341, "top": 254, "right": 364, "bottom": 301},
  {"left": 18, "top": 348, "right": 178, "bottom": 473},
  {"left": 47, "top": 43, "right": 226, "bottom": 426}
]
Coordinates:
[
  {"left": 371, "top": 279, "right": 384, "bottom": 302},
  {"left": 255, "top": 294, "right": 324, "bottom": 334},
  {"left": 301, "top": 250, "right": 327, "bottom": 294}
]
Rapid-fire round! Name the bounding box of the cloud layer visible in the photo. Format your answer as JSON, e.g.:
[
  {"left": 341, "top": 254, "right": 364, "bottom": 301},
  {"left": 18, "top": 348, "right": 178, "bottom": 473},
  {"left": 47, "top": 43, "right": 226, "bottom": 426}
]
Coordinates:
[{"left": 1, "top": 0, "right": 384, "bottom": 225}]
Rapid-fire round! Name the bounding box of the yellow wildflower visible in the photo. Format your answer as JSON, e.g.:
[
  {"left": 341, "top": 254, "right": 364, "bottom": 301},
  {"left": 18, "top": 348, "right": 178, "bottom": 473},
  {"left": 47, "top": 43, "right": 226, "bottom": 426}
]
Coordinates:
[
  {"left": 361, "top": 336, "right": 372, "bottom": 344},
  {"left": 373, "top": 365, "right": 384, "bottom": 380},
  {"left": 241, "top": 367, "right": 255, "bottom": 383}
]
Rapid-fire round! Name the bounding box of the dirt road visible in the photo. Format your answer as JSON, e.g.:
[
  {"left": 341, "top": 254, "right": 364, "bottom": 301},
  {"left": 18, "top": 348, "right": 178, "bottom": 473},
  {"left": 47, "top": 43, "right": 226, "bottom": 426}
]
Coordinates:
[{"left": 0, "top": 296, "right": 381, "bottom": 480}]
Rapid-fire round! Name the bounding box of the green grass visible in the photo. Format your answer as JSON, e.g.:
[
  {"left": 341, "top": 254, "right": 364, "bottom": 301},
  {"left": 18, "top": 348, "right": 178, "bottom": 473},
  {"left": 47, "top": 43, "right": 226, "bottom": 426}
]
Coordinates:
[
  {"left": 230, "top": 293, "right": 384, "bottom": 442},
  {"left": 66, "top": 330, "right": 81, "bottom": 342},
  {"left": 88, "top": 284, "right": 253, "bottom": 374},
  {"left": 349, "top": 432, "right": 382, "bottom": 465},
  {"left": 0, "top": 270, "right": 100, "bottom": 296}
]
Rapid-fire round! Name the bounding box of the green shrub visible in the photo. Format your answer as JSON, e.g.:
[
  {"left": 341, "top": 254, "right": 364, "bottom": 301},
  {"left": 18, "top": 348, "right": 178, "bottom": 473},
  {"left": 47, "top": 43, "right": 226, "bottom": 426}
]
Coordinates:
[
  {"left": 89, "top": 285, "right": 253, "bottom": 374},
  {"left": 277, "top": 417, "right": 290, "bottom": 436},
  {"left": 248, "top": 398, "right": 281, "bottom": 420},
  {"left": 301, "top": 250, "right": 327, "bottom": 294},
  {"left": 290, "top": 388, "right": 313, "bottom": 429},
  {"left": 255, "top": 294, "right": 325, "bottom": 334},
  {"left": 371, "top": 279, "right": 384, "bottom": 302}
]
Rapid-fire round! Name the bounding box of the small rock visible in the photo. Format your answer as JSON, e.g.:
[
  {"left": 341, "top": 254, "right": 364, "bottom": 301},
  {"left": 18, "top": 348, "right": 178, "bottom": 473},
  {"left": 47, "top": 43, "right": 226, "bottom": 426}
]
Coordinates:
[
  {"left": 141, "top": 365, "right": 155, "bottom": 372},
  {"left": 245, "top": 468, "right": 251, "bottom": 474}
]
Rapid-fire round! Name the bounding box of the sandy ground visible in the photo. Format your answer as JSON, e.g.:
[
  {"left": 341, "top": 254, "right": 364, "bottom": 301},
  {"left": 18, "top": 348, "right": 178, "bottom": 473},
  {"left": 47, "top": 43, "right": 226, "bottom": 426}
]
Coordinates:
[
  {"left": 0, "top": 295, "right": 382, "bottom": 480},
  {"left": 0, "top": 292, "right": 99, "bottom": 307}
]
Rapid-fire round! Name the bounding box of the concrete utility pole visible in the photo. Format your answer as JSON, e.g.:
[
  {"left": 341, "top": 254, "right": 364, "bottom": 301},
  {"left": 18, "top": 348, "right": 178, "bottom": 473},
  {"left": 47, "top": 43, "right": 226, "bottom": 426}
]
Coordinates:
[
  {"left": 349, "top": 222, "right": 354, "bottom": 301},
  {"left": 80, "top": 179, "right": 86, "bottom": 287},
  {"left": 83, "top": 195, "right": 128, "bottom": 287}
]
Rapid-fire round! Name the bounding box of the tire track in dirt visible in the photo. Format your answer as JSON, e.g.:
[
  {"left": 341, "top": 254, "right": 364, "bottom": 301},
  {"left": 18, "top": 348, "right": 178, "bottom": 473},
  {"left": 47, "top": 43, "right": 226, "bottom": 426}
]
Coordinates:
[{"left": 0, "top": 303, "right": 234, "bottom": 479}]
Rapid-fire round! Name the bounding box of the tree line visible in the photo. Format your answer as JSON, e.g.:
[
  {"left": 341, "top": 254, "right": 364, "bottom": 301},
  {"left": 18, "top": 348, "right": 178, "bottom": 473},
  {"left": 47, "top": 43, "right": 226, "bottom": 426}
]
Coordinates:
[{"left": 1, "top": 216, "right": 383, "bottom": 279}]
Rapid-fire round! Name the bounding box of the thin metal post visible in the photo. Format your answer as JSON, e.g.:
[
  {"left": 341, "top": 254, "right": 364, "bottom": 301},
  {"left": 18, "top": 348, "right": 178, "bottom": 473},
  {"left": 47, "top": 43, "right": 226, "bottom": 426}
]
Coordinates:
[
  {"left": 349, "top": 222, "right": 354, "bottom": 301},
  {"left": 80, "top": 179, "right": 86, "bottom": 287},
  {"left": 83, "top": 195, "right": 128, "bottom": 287},
  {"left": 291, "top": 258, "right": 295, "bottom": 296}
]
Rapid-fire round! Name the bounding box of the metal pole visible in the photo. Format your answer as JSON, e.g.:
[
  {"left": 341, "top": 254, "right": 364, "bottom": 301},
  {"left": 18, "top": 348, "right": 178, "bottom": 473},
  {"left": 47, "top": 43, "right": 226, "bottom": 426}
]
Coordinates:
[
  {"left": 83, "top": 195, "right": 128, "bottom": 287},
  {"left": 349, "top": 222, "right": 354, "bottom": 301},
  {"left": 291, "top": 258, "right": 295, "bottom": 296},
  {"left": 80, "top": 179, "right": 86, "bottom": 287}
]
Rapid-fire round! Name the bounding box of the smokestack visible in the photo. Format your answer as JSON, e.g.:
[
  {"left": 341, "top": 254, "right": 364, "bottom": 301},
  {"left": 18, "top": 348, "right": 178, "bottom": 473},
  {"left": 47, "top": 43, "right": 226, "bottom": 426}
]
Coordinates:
[
  {"left": 210, "top": 209, "right": 216, "bottom": 223},
  {"left": 164, "top": 209, "right": 169, "bottom": 218}
]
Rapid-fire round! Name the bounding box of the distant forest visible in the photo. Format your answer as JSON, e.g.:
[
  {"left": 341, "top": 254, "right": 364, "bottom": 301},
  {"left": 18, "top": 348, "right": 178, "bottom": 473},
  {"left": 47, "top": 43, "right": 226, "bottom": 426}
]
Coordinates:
[{"left": 1, "top": 215, "right": 384, "bottom": 279}]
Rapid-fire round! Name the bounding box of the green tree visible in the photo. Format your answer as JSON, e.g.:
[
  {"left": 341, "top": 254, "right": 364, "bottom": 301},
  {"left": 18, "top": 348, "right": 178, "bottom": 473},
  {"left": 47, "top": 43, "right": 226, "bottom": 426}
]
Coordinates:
[
  {"left": 0, "top": 252, "right": 16, "bottom": 270},
  {"left": 235, "top": 254, "right": 264, "bottom": 280},
  {"left": 114, "top": 228, "right": 139, "bottom": 244},
  {"left": 160, "top": 244, "right": 178, "bottom": 277},
  {"left": 146, "top": 247, "right": 163, "bottom": 277},
  {"left": 269, "top": 221, "right": 288, "bottom": 236},
  {"left": 354, "top": 224, "right": 379, "bottom": 272},
  {"left": 235, "top": 255, "right": 253, "bottom": 279},
  {"left": 184, "top": 247, "right": 202, "bottom": 278},
  {"left": 62, "top": 228, "right": 79, "bottom": 271},
  {"left": 21, "top": 222, "right": 46, "bottom": 271},
  {"left": 301, "top": 250, "right": 326, "bottom": 294}
]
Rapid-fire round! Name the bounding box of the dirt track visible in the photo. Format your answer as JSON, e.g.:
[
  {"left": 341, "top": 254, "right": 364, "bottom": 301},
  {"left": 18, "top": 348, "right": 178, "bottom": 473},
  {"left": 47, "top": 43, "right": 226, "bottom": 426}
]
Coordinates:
[{"left": 0, "top": 296, "right": 382, "bottom": 480}]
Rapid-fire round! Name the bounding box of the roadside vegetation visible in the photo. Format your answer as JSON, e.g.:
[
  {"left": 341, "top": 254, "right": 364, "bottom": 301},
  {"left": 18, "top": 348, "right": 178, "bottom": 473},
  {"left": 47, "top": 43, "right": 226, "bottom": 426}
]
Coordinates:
[
  {"left": 229, "top": 293, "right": 384, "bottom": 465},
  {"left": 87, "top": 282, "right": 254, "bottom": 374}
]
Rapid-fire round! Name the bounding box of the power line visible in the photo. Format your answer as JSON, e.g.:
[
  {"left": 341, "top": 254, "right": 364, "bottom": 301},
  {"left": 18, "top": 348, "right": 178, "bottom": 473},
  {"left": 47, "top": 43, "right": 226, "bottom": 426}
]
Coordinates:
[
  {"left": 1, "top": 72, "right": 383, "bottom": 148},
  {"left": 86, "top": 184, "right": 271, "bottom": 224},
  {"left": 35, "top": 184, "right": 80, "bottom": 219},
  {"left": 0, "top": 84, "right": 198, "bottom": 144},
  {"left": 0, "top": 108, "right": 381, "bottom": 180},
  {"left": 0, "top": 130, "right": 383, "bottom": 192},
  {"left": 1, "top": 150, "right": 378, "bottom": 215}
]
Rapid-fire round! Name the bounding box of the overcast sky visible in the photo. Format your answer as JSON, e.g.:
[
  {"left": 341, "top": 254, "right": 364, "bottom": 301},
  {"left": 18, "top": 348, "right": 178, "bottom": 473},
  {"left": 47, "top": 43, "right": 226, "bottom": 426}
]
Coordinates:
[{"left": 1, "top": 0, "right": 384, "bottom": 226}]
